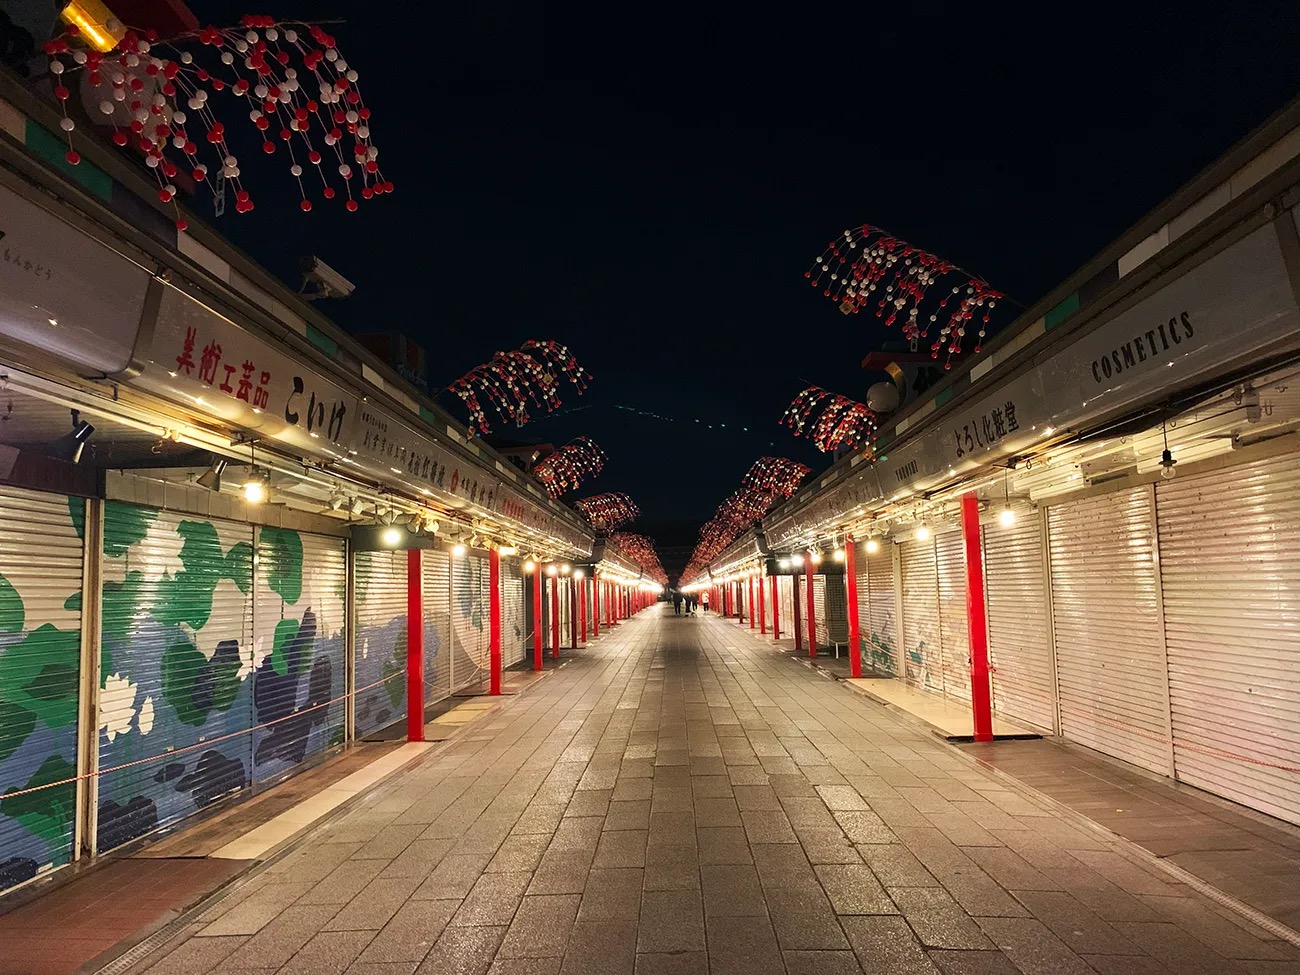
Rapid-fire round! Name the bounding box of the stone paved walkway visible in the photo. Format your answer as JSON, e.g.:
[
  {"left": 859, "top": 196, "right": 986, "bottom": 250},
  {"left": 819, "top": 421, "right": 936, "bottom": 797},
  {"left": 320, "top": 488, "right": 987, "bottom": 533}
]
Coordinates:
[{"left": 133, "top": 607, "right": 1300, "bottom": 975}]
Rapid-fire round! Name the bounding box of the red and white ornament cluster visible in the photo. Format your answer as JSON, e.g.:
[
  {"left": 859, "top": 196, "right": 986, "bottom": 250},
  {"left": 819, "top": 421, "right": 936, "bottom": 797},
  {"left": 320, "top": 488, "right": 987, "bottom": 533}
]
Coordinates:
[
  {"left": 682, "top": 456, "right": 810, "bottom": 583},
  {"left": 533, "top": 437, "right": 605, "bottom": 498},
  {"left": 806, "top": 225, "right": 1004, "bottom": 365},
  {"left": 609, "top": 532, "right": 667, "bottom": 586},
  {"left": 43, "top": 15, "right": 387, "bottom": 228},
  {"left": 449, "top": 340, "right": 591, "bottom": 437},
  {"left": 575, "top": 492, "right": 640, "bottom": 531},
  {"left": 781, "top": 385, "right": 878, "bottom": 454}
]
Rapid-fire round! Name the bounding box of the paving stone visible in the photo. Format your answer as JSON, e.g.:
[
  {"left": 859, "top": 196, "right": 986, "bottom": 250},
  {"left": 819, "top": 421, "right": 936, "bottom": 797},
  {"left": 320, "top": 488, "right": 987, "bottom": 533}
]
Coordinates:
[
  {"left": 927, "top": 949, "right": 1022, "bottom": 974},
  {"left": 143, "top": 935, "right": 249, "bottom": 975},
  {"left": 560, "top": 919, "right": 637, "bottom": 975},
  {"left": 642, "top": 859, "right": 700, "bottom": 891},
  {"left": 488, "top": 958, "right": 562, "bottom": 975},
  {"left": 224, "top": 906, "right": 343, "bottom": 970},
  {"left": 782, "top": 949, "right": 867, "bottom": 974},
  {"left": 356, "top": 899, "right": 459, "bottom": 964},
  {"left": 841, "top": 915, "right": 940, "bottom": 974},
  {"left": 706, "top": 915, "right": 784, "bottom": 975},
  {"left": 697, "top": 826, "right": 754, "bottom": 864},
  {"left": 781, "top": 796, "right": 840, "bottom": 828},
  {"left": 692, "top": 775, "right": 733, "bottom": 798},
  {"left": 798, "top": 826, "right": 863, "bottom": 864},
  {"left": 449, "top": 872, "right": 534, "bottom": 927},
  {"left": 593, "top": 829, "right": 648, "bottom": 868},
  {"left": 889, "top": 886, "right": 995, "bottom": 950},
  {"left": 603, "top": 799, "right": 652, "bottom": 831},
  {"left": 578, "top": 868, "right": 644, "bottom": 920},
  {"left": 637, "top": 890, "right": 705, "bottom": 952},
  {"left": 1010, "top": 890, "right": 1142, "bottom": 955},
  {"left": 815, "top": 863, "right": 896, "bottom": 915},
  {"left": 702, "top": 864, "right": 767, "bottom": 916},
  {"left": 633, "top": 951, "right": 709, "bottom": 974},
  {"left": 742, "top": 808, "right": 798, "bottom": 844},
  {"left": 765, "top": 886, "right": 850, "bottom": 950},
  {"left": 832, "top": 809, "right": 894, "bottom": 845},
  {"left": 528, "top": 850, "right": 594, "bottom": 896},
  {"left": 563, "top": 790, "right": 611, "bottom": 819},
  {"left": 816, "top": 785, "right": 870, "bottom": 811},
  {"left": 414, "top": 853, "right": 494, "bottom": 900},
  {"left": 497, "top": 894, "right": 580, "bottom": 958},
  {"left": 695, "top": 796, "right": 743, "bottom": 827},
  {"left": 416, "top": 925, "right": 506, "bottom": 975},
  {"left": 612, "top": 778, "right": 654, "bottom": 802},
  {"left": 277, "top": 930, "right": 372, "bottom": 975},
  {"left": 325, "top": 875, "right": 425, "bottom": 931}
]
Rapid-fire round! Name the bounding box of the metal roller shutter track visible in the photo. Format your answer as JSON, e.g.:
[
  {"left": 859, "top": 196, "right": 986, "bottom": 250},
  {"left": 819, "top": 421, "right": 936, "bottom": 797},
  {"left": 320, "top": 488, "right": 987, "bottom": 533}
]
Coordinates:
[
  {"left": 900, "top": 538, "right": 940, "bottom": 693},
  {"left": 936, "top": 528, "right": 971, "bottom": 703},
  {"left": 354, "top": 550, "right": 408, "bottom": 737}
]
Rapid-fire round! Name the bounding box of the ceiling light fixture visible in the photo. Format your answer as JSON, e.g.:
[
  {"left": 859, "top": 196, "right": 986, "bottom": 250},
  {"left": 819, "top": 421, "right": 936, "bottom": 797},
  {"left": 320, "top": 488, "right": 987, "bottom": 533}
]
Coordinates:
[
  {"left": 196, "top": 456, "right": 227, "bottom": 491},
  {"left": 1160, "top": 419, "right": 1177, "bottom": 479}
]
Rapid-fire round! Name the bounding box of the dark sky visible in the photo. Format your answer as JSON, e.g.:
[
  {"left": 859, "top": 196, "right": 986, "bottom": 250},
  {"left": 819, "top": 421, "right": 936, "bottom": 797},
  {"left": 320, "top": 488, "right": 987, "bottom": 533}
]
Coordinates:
[{"left": 190, "top": 1, "right": 1299, "bottom": 536}]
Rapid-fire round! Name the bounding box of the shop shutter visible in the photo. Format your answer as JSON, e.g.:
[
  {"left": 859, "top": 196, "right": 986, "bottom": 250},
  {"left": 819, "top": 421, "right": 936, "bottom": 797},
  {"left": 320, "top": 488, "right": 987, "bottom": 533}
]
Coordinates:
[
  {"left": 98, "top": 504, "right": 254, "bottom": 852},
  {"left": 1049, "top": 487, "right": 1169, "bottom": 774},
  {"left": 452, "top": 555, "right": 490, "bottom": 693},
  {"left": 422, "top": 549, "right": 452, "bottom": 705},
  {"left": 1157, "top": 454, "right": 1300, "bottom": 825},
  {"left": 865, "top": 544, "right": 896, "bottom": 675},
  {"left": 503, "top": 563, "right": 526, "bottom": 666},
  {"left": 853, "top": 543, "right": 871, "bottom": 665},
  {"left": 823, "top": 576, "right": 849, "bottom": 647},
  {"left": 984, "top": 514, "right": 1055, "bottom": 732},
  {"left": 0, "top": 488, "right": 85, "bottom": 891},
  {"left": 778, "top": 576, "right": 795, "bottom": 639},
  {"left": 252, "top": 529, "right": 346, "bottom": 785},
  {"left": 935, "top": 528, "right": 970, "bottom": 703},
  {"left": 354, "top": 550, "right": 408, "bottom": 738},
  {"left": 813, "top": 576, "right": 827, "bottom": 646},
  {"left": 900, "top": 538, "right": 941, "bottom": 693}
]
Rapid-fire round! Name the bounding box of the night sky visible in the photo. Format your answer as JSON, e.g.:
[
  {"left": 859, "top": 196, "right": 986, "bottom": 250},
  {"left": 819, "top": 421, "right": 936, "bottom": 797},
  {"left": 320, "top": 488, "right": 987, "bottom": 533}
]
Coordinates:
[{"left": 190, "top": 2, "right": 1299, "bottom": 543}]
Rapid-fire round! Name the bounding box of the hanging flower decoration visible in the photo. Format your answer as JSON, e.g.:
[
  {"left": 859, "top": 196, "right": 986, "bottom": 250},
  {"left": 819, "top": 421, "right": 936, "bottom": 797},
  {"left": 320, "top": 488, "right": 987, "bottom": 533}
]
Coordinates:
[
  {"left": 448, "top": 340, "right": 591, "bottom": 437},
  {"left": 780, "top": 386, "right": 878, "bottom": 454},
  {"left": 609, "top": 532, "right": 667, "bottom": 586},
  {"left": 681, "top": 457, "right": 810, "bottom": 582},
  {"left": 43, "top": 16, "right": 388, "bottom": 228},
  {"left": 575, "top": 492, "right": 640, "bottom": 531},
  {"left": 806, "top": 225, "right": 1004, "bottom": 365},
  {"left": 533, "top": 437, "right": 605, "bottom": 498}
]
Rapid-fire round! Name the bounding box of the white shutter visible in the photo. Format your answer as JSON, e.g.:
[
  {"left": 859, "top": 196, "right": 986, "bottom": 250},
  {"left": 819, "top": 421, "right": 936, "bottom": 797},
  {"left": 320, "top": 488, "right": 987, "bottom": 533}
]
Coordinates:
[
  {"left": 778, "top": 576, "right": 795, "bottom": 640},
  {"left": 1049, "top": 487, "right": 1169, "bottom": 774},
  {"left": 900, "top": 538, "right": 941, "bottom": 693},
  {"left": 503, "top": 563, "right": 525, "bottom": 667},
  {"left": 824, "top": 575, "right": 849, "bottom": 646},
  {"left": 252, "top": 529, "right": 346, "bottom": 784},
  {"left": 1157, "top": 454, "right": 1300, "bottom": 825},
  {"left": 452, "top": 555, "right": 489, "bottom": 692},
  {"left": 0, "top": 488, "right": 85, "bottom": 890},
  {"left": 422, "top": 549, "right": 452, "bottom": 705},
  {"left": 813, "top": 576, "right": 827, "bottom": 646},
  {"left": 984, "top": 514, "right": 1055, "bottom": 732},
  {"left": 354, "top": 550, "right": 408, "bottom": 737},
  {"left": 936, "top": 528, "right": 970, "bottom": 703},
  {"left": 866, "top": 544, "right": 897, "bottom": 675}
]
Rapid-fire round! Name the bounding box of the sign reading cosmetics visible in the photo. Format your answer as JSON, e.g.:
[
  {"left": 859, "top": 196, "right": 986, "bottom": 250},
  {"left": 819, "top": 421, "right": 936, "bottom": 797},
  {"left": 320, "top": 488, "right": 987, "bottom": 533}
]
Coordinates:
[{"left": 133, "top": 282, "right": 591, "bottom": 553}]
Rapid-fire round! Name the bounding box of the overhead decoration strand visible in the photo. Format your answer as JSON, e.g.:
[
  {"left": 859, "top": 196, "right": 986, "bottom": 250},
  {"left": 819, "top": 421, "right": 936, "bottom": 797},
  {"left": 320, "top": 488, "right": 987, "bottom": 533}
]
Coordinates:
[
  {"left": 448, "top": 340, "right": 590, "bottom": 437},
  {"left": 575, "top": 492, "right": 640, "bottom": 532},
  {"left": 44, "top": 16, "right": 388, "bottom": 226},
  {"left": 610, "top": 532, "right": 668, "bottom": 586},
  {"left": 533, "top": 437, "right": 605, "bottom": 498},
  {"left": 781, "top": 385, "right": 878, "bottom": 454},
  {"left": 682, "top": 456, "right": 810, "bottom": 582},
  {"left": 806, "top": 225, "right": 1004, "bottom": 365}
]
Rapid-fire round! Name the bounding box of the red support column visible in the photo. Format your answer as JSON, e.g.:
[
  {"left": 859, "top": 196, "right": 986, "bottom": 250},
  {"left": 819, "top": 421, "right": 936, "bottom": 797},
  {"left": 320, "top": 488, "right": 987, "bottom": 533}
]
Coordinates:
[
  {"left": 758, "top": 572, "right": 767, "bottom": 635},
  {"left": 489, "top": 547, "right": 502, "bottom": 695},
  {"left": 845, "top": 535, "right": 862, "bottom": 679},
  {"left": 963, "top": 492, "right": 994, "bottom": 742},
  {"left": 606, "top": 581, "right": 613, "bottom": 627},
  {"left": 805, "top": 554, "right": 817, "bottom": 659},
  {"left": 568, "top": 575, "right": 577, "bottom": 647},
  {"left": 580, "top": 575, "right": 588, "bottom": 643},
  {"left": 592, "top": 575, "right": 600, "bottom": 638},
  {"left": 406, "top": 549, "right": 425, "bottom": 742},
  {"left": 793, "top": 574, "right": 803, "bottom": 651},
  {"left": 748, "top": 575, "right": 756, "bottom": 629},
  {"left": 532, "top": 563, "right": 543, "bottom": 671},
  {"left": 770, "top": 575, "right": 779, "bottom": 639},
  {"left": 550, "top": 570, "right": 561, "bottom": 659}
]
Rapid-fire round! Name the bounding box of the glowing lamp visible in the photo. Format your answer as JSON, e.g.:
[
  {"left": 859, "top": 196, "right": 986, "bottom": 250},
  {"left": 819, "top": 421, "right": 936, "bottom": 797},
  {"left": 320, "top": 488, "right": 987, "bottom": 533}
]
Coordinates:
[{"left": 59, "top": 0, "right": 126, "bottom": 53}]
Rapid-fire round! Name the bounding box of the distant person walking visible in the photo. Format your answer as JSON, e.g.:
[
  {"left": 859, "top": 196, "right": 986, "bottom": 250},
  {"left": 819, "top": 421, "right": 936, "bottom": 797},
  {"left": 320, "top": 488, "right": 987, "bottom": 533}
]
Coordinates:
[
  {"left": 672, "top": 590, "right": 682, "bottom": 615},
  {"left": 700, "top": 590, "right": 710, "bottom": 613}
]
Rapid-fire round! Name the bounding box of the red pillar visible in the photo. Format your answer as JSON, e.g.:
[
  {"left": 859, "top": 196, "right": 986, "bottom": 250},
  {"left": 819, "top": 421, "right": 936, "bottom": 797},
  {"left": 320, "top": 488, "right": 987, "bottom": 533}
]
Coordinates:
[
  {"left": 550, "top": 570, "right": 561, "bottom": 658},
  {"left": 592, "top": 575, "right": 600, "bottom": 638},
  {"left": 770, "top": 575, "right": 779, "bottom": 639},
  {"left": 963, "top": 492, "right": 994, "bottom": 742},
  {"left": 532, "top": 563, "right": 543, "bottom": 670},
  {"left": 845, "top": 535, "right": 861, "bottom": 679},
  {"left": 489, "top": 547, "right": 502, "bottom": 695},
  {"left": 748, "top": 576, "right": 756, "bottom": 629},
  {"left": 406, "top": 549, "right": 425, "bottom": 742},
  {"left": 568, "top": 575, "right": 577, "bottom": 647},
  {"left": 580, "top": 576, "right": 588, "bottom": 643},
  {"left": 805, "top": 555, "right": 817, "bottom": 659},
  {"left": 758, "top": 573, "right": 767, "bottom": 635},
  {"left": 606, "top": 581, "right": 613, "bottom": 626},
  {"left": 793, "top": 574, "right": 803, "bottom": 651}
]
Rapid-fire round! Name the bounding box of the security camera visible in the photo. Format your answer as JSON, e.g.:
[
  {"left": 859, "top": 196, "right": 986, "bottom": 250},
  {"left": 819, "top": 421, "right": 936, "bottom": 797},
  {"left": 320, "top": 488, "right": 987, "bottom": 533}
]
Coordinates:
[{"left": 299, "top": 255, "right": 356, "bottom": 299}]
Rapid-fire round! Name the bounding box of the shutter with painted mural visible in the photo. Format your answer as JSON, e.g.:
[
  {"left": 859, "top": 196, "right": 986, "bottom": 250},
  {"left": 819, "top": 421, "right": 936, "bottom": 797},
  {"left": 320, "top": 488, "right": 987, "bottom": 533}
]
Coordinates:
[
  {"left": 1157, "top": 454, "right": 1300, "bottom": 825},
  {"left": 354, "top": 549, "right": 408, "bottom": 738},
  {"left": 854, "top": 543, "right": 871, "bottom": 665},
  {"left": 98, "top": 503, "right": 254, "bottom": 852},
  {"left": 984, "top": 514, "right": 1055, "bottom": 732},
  {"left": 452, "top": 555, "right": 490, "bottom": 692},
  {"left": 1049, "top": 487, "right": 1168, "bottom": 775},
  {"left": 935, "top": 528, "right": 970, "bottom": 703},
  {"left": 0, "top": 488, "right": 85, "bottom": 893},
  {"left": 503, "top": 563, "right": 525, "bottom": 666},
  {"left": 778, "top": 576, "right": 795, "bottom": 639},
  {"left": 422, "top": 549, "right": 452, "bottom": 705},
  {"left": 900, "top": 538, "right": 941, "bottom": 693},
  {"left": 252, "top": 529, "right": 346, "bottom": 785},
  {"left": 813, "top": 575, "right": 827, "bottom": 646},
  {"left": 865, "top": 544, "right": 896, "bottom": 675}
]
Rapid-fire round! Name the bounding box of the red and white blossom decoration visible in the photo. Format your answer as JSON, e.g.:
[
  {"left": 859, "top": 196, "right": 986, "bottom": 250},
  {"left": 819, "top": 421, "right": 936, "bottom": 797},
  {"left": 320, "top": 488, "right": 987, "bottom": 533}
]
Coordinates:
[
  {"left": 781, "top": 386, "right": 878, "bottom": 454},
  {"left": 741, "top": 456, "right": 812, "bottom": 498},
  {"left": 533, "top": 437, "right": 605, "bottom": 498},
  {"left": 806, "top": 225, "right": 1004, "bottom": 365},
  {"left": 575, "top": 492, "right": 640, "bottom": 531},
  {"left": 43, "top": 15, "right": 387, "bottom": 227},
  {"left": 610, "top": 532, "right": 667, "bottom": 586},
  {"left": 448, "top": 340, "right": 590, "bottom": 437}
]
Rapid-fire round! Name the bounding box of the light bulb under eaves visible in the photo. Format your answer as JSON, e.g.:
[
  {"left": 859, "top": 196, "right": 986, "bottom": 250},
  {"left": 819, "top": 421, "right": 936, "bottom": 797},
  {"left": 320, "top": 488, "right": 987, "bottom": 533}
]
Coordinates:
[
  {"left": 1160, "top": 448, "right": 1177, "bottom": 479},
  {"left": 381, "top": 526, "right": 402, "bottom": 546},
  {"left": 865, "top": 537, "right": 880, "bottom": 554},
  {"left": 998, "top": 507, "right": 1016, "bottom": 527},
  {"left": 242, "top": 471, "right": 268, "bottom": 504},
  {"left": 915, "top": 524, "right": 931, "bottom": 542}
]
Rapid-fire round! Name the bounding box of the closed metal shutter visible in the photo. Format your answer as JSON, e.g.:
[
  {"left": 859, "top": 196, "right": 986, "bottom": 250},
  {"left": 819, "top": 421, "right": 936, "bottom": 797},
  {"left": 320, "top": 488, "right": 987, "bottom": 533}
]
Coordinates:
[
  {"left": 900, "top": 538, "right": 941, "bottom": 693},
  {"left": 452, "top": 555, "right": 490, "bottom": 692},
  {"left": 865, "top": 544, "right": 896, "bottom": 675},
  {"left": 1157, "top": 454, "right": 1300, "bottom": 825},
  {"left": 823, "top": 576, "right": 849, "bottom": 647},
  {"left": 936, "top": 528, "right": 970, "bottom": 703},
  {"left": 984, "top": 514, "right": 1055, "bottom": 732},
  {"left": 854, "top": 543, "right": 871, "bottom": 664},
  {"left": 252, "top": 529, "right": 346, "bottom": 785},
  {"left": 422, "top": 549, "right": 452, "bottom": 705},
  {"left": 503, "top": 563, "right": 526, "bottom": 667},
  {"left": 813, "top": 576, "right": 827, "bottom": 646},
  {"left": 354, "top": 550, "right": 408, "bottom": 737},
  {"left": 778, "top": 576, "right": 795, "bottom": 639},
  {"left": 1050, "top": 487, "right": 1169, "bottom": 775},
  {"left": 98, "top": 504, "right": 254, "bottom": 852},
  {"left": 0, "top": 488, "right": 85, "bottom": 891}
]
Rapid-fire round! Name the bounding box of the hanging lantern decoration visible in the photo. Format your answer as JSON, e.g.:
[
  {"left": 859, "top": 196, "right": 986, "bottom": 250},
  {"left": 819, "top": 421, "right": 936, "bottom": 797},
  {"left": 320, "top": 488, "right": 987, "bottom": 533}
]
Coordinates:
[
  {"left": 448, "top": 340, "right": 591, "bottom": 436},
  {"left": 806, "top": 225, "right": 1004, "bottom": 365},
  {"left": 43, "top": 16, "right": 388, "bottom": 228},
  {"left": 533, "top": 437, "right": 605, "bottom": 497},
  {"left": 575, "top": 492, "right": 640, "bottom": 531},
  {"left": 781, "top": 385, "right": 878, "bottom": 454},
  {"left": 609, "top": 532, "right": 667, "bottom": 586}
]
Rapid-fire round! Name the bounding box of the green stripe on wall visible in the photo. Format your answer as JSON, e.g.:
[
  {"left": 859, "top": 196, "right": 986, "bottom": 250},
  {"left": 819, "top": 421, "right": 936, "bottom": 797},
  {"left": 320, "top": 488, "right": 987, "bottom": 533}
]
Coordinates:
[
  {"left": 25, "top": 121, "right": 112, "bottom": 201},
  {"left": 1044, "top": 292, "right": 1080, "bottom": 330},
  {"left": 420, "top": 406, "right": 437, "bottom": 425},
  {"left": 306, "top": 323, "right": 338, "bottom": 356},
  {"left": 934, "top": 388, "right": 953, "bottom": 407}
]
